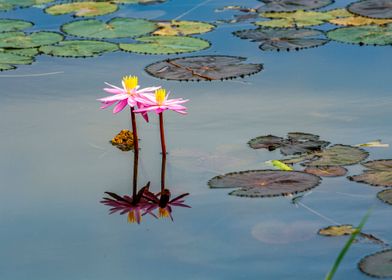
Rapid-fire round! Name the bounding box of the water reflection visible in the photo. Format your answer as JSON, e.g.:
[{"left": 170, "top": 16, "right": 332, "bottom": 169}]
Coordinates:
[{"left": 101, "top": 151, "right": 190, "bottom": 223}]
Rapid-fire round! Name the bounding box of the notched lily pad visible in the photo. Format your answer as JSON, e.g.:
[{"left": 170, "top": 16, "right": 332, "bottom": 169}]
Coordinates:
[
  {"left": 330, "top": 14, "right": 392, "bottom": 26},
  {"left": 61, "top": 18, "right": 157, "bottom": 39},
  {"left": 327, "top": 24, "right": 392, "bottom": 46},
  {"left": 348, "top": 0, "right": 392, "bottom": 19},
  {"left": 45, "top": 2, "right": 118, "bottom": 17},
  {"left": 110, "top": 129, "right": 134, "bottom": 151},
  {"left": 305, "top": 166, "right": 348, "bottom": 177},
  {"left": 377, "top": 189, "right": 392, "bottom": 205},
  {"left": 0, "top": 0, "right": 54, "bottom": 11},
  {"left": 348, "top": 159, "right": 392, "bottom": 187},
  {"left": 0, "top": 31, "right": 63, "bottom": 49},
  {"left": 359, "top": 249, "right": 392, "bottom": 278},
  {"left": 153, "top": 20, "right": 215, "bottom": 36},
  {"left": 145, "top": 55, "right": 263, "bottom": 81},
  {"left": 39, "top": 40, "right": 118, "bottom": 57},
  {"left": 305, "top": 145, "right": 369, "bottom": 166},
  {"left": 248, "top": 132, "right": 329, "bottom": 156},
  {"left": 0, "top": 19, "right": 34, "bottom": 32},
  {"left": 257, "top": 0, "right": 334, "bottom": 12},
  {"left": 0, "top": 51, "right": 34, "bottom": 71},
  {"left": 208, "top": 170, "right": 321, "bottom": 198},
  {"left": 233, "top": 28, "right": 329, "bottom": 51},
  {"left": 119, "top": 35, "right": 210, "bottom": 55}
]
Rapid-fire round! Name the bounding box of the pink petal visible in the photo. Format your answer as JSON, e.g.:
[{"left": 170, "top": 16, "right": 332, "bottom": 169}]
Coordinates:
[
  {"left": 113, "top": 99, "right": 128, "bottom": 114},
  {"left": 103, "top": 88, "right": 124, "bottom": 95},
  {"left": 104, "top": 82, "right": 123, "bottom": 91},
  {"left": 100, "top": 101, "right": 116, "bottom": 109},
  {"left": 98, "top": 93, "right": 129, "bottom": 103}
]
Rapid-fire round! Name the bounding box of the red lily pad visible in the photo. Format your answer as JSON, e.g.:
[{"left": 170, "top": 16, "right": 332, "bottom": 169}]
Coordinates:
[
  {"left": 358, "top": 249, "right": 392, "bottom": 278},
  {"left": 257, "top": 0, "right": 334, "bottom": 12},
  {"left": 348, "top": 0, "right": 392, "bottom": 19},
  {"left": 304, "top": 166, "right": 348, "bottom": 177},
  {"left": 208, "top": 170, "right": 321, "bottom": 198},
  {"left": 349, "top": 159, "right": 392, "bottom": 187}
]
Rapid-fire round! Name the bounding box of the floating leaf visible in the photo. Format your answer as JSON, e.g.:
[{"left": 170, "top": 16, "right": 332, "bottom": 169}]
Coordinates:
[
  {"left": 270, "top": 160, "right": 293, "bottom": 171},
  {"left": 110, "top": 129, "right": 134, "bottom": 151},
  {"left": 348, "top": 0, "right": 392, "bottom": 19},
  {"left": 4, "top": 48, "right": 39, "bottom": 57},
  {"left": 119, "top": 35, "right": 210, "bottom": 55},
  {"left": 348, "top": 159, "right": 392, "bottom": 187},
  {"left": 153, "top": 20, "right": 215, "bottom": 36},
  {"left": 45, "top": 2, "right": 118, "bottom": 17},
  {"left": 359, "top": 249, "right": 392, "bottom": 278},
  {"left": 111, "top": 0, "right": 166, "bottom": 3},
  {"left": 0, "top": 31, "right": 63, "bottom": 49},
  {"left": 355, "top": 140, "right": 389, "bottom": 147},
  {"left": 62, "top": 18, "right": 157, "bottom": 39},
  {"left": 248, "top": 132, "right": 329, "bottom": 156},
  {"left": 319, "top": 225, "right": 356, "bottom": 236},
  {"left": 377, "top": 189, "right": 392, "bottom": 205},
  {"left": 145, "top": 55, "right": 263, "bottom": 81},
  {"left": 0, "top": 19, "right": 33, "bottom": 32},
  {"left": 0, "top": 0, "right": 54, "bottom": 10},
  {"left": 233, "top": 28, "right": 329, "bottom": 51},
  {"left": 305, "top": 166, "right": 348, "bottom": 177},
  {"left": 257, "top": 0, "right": 334, "bottom": 12},
  {"left": 305, "top": 145, "right": 369, "bottom": 166},
  {"left": 208, "top": 170, "right": 321, "bottom": 198},
  {"left": 327, "top": 24, "right": 392, "bottom": 46},
  {"left": 39, "top": 40, "right": 118, "bottom": 57},
  {"left": 0, "top": 51, "right": 34, "bottom": 71},
  {"left": 330, "top": 14, "right": 392, "bottom": 26}
]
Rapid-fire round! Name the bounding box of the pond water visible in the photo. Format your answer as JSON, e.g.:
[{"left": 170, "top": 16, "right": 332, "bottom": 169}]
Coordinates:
[{"left": 1, "top": 0, "right": 391, "bottom": 279}]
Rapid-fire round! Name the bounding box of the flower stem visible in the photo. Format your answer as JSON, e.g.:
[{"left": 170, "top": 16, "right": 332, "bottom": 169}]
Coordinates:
[
  {"left": 159, "top": 112, "right": 167, "bottom": 155},
  {"left": 161, "top": 153, "right": 166, "bottom": 192},
  {"left": 132, "top": 149, "right": 139, "bottom": 197},
  {"left": 130, "top": 107, "right": 139, "bottom": 151}
]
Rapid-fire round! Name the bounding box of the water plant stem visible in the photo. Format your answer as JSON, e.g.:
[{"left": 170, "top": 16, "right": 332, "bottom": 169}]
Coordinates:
[
  {"left": 159, "top": 113, "right": 167, "bottom": 155},
  {"left": 161, "top": 154, "right": 166, "bottom": 192},
  {"left": 132, "top": 149, "right": 139, "bottom": 197},
  {"left": 130, "top": 107, "right": 139, "bottom": 151}
]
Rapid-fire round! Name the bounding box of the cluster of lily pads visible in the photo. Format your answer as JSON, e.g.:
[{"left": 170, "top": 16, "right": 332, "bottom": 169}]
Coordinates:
[{"left": 208, "top": 132, "right": 392, "bottom": 278}]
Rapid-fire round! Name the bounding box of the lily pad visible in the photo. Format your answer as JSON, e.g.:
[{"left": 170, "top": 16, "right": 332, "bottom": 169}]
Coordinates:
[
  {"left": 110, "top": 129, "right": 134, "bottom": 151},
  {"left": 0, "top": 31, "right": 63, "bottom": 49},
  {"left": 257, "top": 0, "right": 334, "bottom": 12},
  {"left": 327, "top": 24, "right": 392, "bottom": 46},
  {"left": 145, "top": 55, "right": 263, "bottom": 81},
  {"left": 0, "top": 19, "right": 33, "bottom": 32},
  {"left": 305, "top": 166, "right": 348, "bottom": 177},
  {"left": 0, "top": 0, "right": 54, "bottom": 11},
  {"left": 152, "top": 20, "right": 215, "bottom": 36},
  {"left": 318, "top": 225, "right": 356, "bottom": 236},
  {"left": 358, "top": 249, "right": 392, "bottom": 278},
  {"left": 119, "top": 35, "right": 210, "bottom": 55},
  {"left": 208, "top": 170, "right": 321, "bottom": 198},
  {"left": 61, "top": 18, "right": 157, "bottom": 39},
  {"left": 348, "top": 159, "right": 392, "bottom": 187},
  {"left": 348, "top": 0, "right": 392, "bottom": 19},
  {"left": 330, "top": 14, "right": 392, "bottom": 26},
  {"left": 233, "top": 28, "right": 329, "bottom": 51},
  {"left": 39, "top": 40, "right": 118, "bottom": 57},
  {"left": 377, "top": 189, "right": 392, "bottom": 205},
  {"left": 45, "top": 2, "right": 118, "bottom": 17},
  {"left": 1, "top": 47, "right": 38, "bottom": 57},
  {"left": 112, "top": 0, "right": 166, "bottom": 3},
  {"left": 0, "top": 51, "right": 34, "bottom": 71},
  {"left": 305, "top": 145, "right": 369, "bottom": 166},
  {"left": 248, "top": 132, "right": 329, "bottom": 156}
]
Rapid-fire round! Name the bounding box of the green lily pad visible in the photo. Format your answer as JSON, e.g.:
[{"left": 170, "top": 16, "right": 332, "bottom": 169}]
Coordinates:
[
  {"left": 233, "top": 28, "right": 329, "bottom": 51},
  {"left": 305, "top": 145, "right": 369, "bottom": 166},
  {"left": 0, "top": 19, "right": 34, "bottom": 32},
  {"left": 145, "top": 55, "right": 263, "bottom": 81},
  {"left": 111, "top": 0, "right": 166, "bottom": 3},
  {"left": 359, "top": 249, "right": 392, "bottom": 278},
  {"left": 0, "top": 31, "right": 63, "bottom": 49},
  {"left": 4, "top": 48, "right": 39, "bottom": 57},
  {"left": 0, "top": 51, "right": 34, "bottom": 71},
  {"left": 305, "top": 166, "right": 348, "bottom": 177},
  {"left": 257, "top": 0, "right": 334, "bottom": 12},
  {"left": 330, "top": 14, "right": 392, "bottom": 26},
  {"left": 39, "top": 40, "right": 118, "bottom": 57},
  {"left": 0, "top": 0, "right": 54, "bottom": 11},
  {"left": 348, "top": 159, "right": 392, "bottom": 187},
  {"left": 208, "top": 170, "right": 321, "bottom": 198},
  {"left": 152, "top": 20, "right": 215, "bottom": 36},
  {"left": 327, "top": 24, "right": 392, "bottom": 46},
  {"left": 119, "top": 35, "right": 210, "bottom": 55},
  {"left": 61, "top": 18, "right": 157, "bottom": 39},
  {"left": 45, "top": 2, "right": 118, "bottom": 17},
  {"left": 348, "top": 0, "right": 392, "bottom": 19},
  {"left": 377, "top": 189, "right": 392, "bottom": 205}
]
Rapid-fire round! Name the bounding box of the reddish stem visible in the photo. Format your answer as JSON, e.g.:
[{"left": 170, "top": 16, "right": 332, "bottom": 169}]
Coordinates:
[
  {"left": 159, "top": 113, "right": 167, "bottom": 155},
  {"left": 130, "top": 107, "right": 139, "bottom": 151},
  {"left": 161, "top": 153, "right": 166, "bottom": 192},
  {"left": 132, "top": 149, "right": 139, "bottom": 197}
]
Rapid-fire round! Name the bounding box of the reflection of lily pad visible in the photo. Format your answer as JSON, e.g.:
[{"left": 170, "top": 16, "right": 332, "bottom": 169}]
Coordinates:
[
  {"left": 145, "top": 55, "right": 263, "bottom": 81},
  {"left": 0, "top": 19, "right": 33, "bottom": 32},
  {"left": 359, "top": 249, "right": 392, "bottom": 278},
  {"left": 348, "top": 160, "right": 392, "bottom": 187},
  {"left": 110, "top": 129, "right": 134, "bottom": 151},
  {"left": 377, "top": 189, "right": 392, "bottom": 205},
  {"left": 208, "top": 170, "right": 321, "bottom": 197},
  {"left": 233, "top": 28, "right": 329, "bottom": 51},
  {"left": 0, "top": 31, "right": 63, "bottom": 49},
  {"left": 248, "top": 132, "right": 329, "bottom": 156},
  {"left": 39, "top": 40, "right": 118, "bottom": 57},
  {"left": 257, "top": 0, "right": 334, "bottom": 12},
  {"left": 153, "top": 20, "right": 215, "bottom": 36},
  {"left": 61, "top": 18, "right": 157, "bottom": 39},
  {"left": 305, "top": 166, "right": 348, "bottom": 177},
  {"left": 318, "top": 225, "right": 356, "bottom": 236},
  {"left": 119, "top": 35, "right": 210, "bottom": 55},
  {"left": 327, "top": 24, "right": 392, "bottom": 46},
  {"left": 305, "top": 145, "right": 369, "bottom": 166},
  {"left": 348, "top": 0, "right": 392, "bottom": 19},
  {"left": 45, "top": 2, "right": 118, "bottom": 17},
  {"left": 0, "top": 51, "right": 34, "bottom": 71}
]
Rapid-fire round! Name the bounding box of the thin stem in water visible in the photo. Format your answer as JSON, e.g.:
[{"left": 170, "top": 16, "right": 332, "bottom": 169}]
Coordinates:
[
  {"left": 132, "top": 149, "right": 139, "bottom": 198},
  {"left": 159, "top": 112, "right": 167, "bottom": 155},
  {"left": 130, "top": 107, "right": 139, "bottom": 151}
]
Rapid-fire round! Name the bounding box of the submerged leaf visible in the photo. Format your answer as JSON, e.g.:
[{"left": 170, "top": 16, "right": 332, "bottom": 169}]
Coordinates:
[
  {"left": 39, "top": 40, "right": 118, "bottom": 57},
  {"left": 304, "top": 145, "right": 369, "bottom": 166},
  {"left": 377, "top": 189, "right": 392, "bottom": 205},
  {"left": 145, "top": 55, "right": 263, "bottom": 81},
  {"left": 348, "top": 0, "right": 392, "bottom": 19},
  {"left": 348, "top": 159, "right": 392, "bottom": 187},
  {"left": 45, "top": 2, "right": 118, "bottom": 17},
  {"left": 110, "top": 129, "right": 134, "bottom": 151},
  {"left": 359, "top": 249, "right": 392, "bottom": 278},
  {"left": 153, "top": 20, "right": 215, "bottom": 36},
  {"left": 0, "top": 31, "right": 63, "bottom": 49},
  {"left": 257, "top": 0, "right": 333, "bottom": 12},
  {"left": 0, "top": 19, "right": 33, "bottom": 32},
  {"left": 208, "top": 170, "right": 321, "bottom": 198},
  {"left": 119, "top": 35, "right": 210, "bottom": 55}
]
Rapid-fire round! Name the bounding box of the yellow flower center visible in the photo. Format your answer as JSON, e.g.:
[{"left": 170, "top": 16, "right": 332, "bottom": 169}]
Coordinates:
[
  {"left": 123, "top": 76, "right": 138, "bottom": 94},
  {"left": 127, "top": 210, "right": 138, "bottom": 223},
  {"left": 155, "top": 88, "right": 166, "bottom": 106},
  {"left": 158, "top": 207, "right": 170, "bottom": 218}
]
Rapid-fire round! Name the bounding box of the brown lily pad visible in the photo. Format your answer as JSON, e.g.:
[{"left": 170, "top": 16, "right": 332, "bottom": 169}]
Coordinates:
[
  {"left": 208, "top": 170, "right": 321, "bottom": 198},
  {"left": 348, "top": 0, "right": 392, "bottom": 19},
  {"left": 110, "top": 129, "right": 134, "bottom": 151},
  {"left": 349, "top": 159, "right": 392, "bottom": 187},
  {"left": 305, "top": 166, "right": 348, "bottom": 177},
  {"left": 377, "top": 189, "right": 392, "bottom": 205},
  {"left": 257, "top": 0, "right": 334, "bottom": 12},
  {"left": 358, "top": 249, "right": 392, "bottom": 278},
  {"left": 318, "top": 225, "right": 356, "bottom": 236}
]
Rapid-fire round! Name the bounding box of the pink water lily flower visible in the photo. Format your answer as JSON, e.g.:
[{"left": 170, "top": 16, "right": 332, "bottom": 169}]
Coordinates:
[
  {"left": 98, "top": 76, "right": 160, "bottom": 121},
  {"left": 134, "top": 88, "right": 188, "bottom": 115}
]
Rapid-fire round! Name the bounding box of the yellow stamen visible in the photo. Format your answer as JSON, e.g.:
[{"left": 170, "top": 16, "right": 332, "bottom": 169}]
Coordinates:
[
  {"left": 123, "top": 76, "right": 138, "bottom": 94},
  {"left": 127, "top": 210, "right": 137, "bottom": 223},
  {"left": 155, "top": 88, "right": 166, "bottom": 105},
  {"left": 158, "top": 208, "right": 170, "bottom": 219}
]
